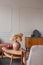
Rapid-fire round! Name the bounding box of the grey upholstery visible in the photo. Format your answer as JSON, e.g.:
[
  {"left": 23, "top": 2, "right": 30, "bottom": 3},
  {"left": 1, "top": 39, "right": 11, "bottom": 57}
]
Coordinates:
[{"left": 27, "top": 45, "right": 43, "bottom": 65}]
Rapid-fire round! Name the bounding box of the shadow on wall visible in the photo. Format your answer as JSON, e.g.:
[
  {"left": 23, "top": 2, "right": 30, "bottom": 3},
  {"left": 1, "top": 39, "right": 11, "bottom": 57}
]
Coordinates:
[{"left": 0, "top": 39, "right": 3, "bottom": 43}]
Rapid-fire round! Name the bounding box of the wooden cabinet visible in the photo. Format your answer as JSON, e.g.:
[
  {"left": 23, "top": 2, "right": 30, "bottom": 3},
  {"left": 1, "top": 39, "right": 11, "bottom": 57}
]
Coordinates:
[{"left": 25, "top": 37, "right": 43, "bottom": 50}]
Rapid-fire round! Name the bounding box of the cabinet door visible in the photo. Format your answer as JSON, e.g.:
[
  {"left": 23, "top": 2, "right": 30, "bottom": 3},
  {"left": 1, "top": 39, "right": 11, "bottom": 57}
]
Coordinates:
[
  {"left": 37, "top": 38, "right": 41, "bottom": 45},
  {"left": 40, "top": 38, "right": 43, "bottom": 45},
  {"left": 31, "top": 37, "right": 38, "bottom": 45},
  {"left": 25, "top": 37, "right": 32, "bottom": 48}
]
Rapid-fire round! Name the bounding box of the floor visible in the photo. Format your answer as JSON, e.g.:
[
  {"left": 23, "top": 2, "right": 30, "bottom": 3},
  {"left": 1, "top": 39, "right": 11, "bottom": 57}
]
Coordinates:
[
  {"left": 0, "top": 58, "right": 23, "bottom": 65},
  {"left": 0, "top": 51, "right": 29, "bottom": 65}
]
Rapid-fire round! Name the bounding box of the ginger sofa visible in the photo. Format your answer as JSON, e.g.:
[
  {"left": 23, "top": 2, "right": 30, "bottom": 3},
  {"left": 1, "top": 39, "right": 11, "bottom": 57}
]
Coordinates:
[{"left": 0, "top": 42, "right": 12, "bottom": 53}]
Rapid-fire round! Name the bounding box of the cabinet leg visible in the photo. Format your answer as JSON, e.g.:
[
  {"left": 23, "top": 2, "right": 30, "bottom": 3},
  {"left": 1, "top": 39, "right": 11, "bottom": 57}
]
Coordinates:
[{"left": 26, "top": 48, "right": 27, "bottom": 51}]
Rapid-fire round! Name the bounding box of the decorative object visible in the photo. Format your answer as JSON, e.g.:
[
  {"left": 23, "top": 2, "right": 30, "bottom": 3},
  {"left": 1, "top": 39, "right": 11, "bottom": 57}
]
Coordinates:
[
  {"left": 31, "top": 29, "right": 41, "bottom": 37},
  {"left": 10, "top": 33, "right": 23, "bottom": 50}
]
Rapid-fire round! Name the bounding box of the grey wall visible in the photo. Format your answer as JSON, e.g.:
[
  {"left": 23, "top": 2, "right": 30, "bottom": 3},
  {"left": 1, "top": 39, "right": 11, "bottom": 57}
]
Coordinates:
[{"left": 0, "top": 0, "right": 43, "bottom": 49}]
